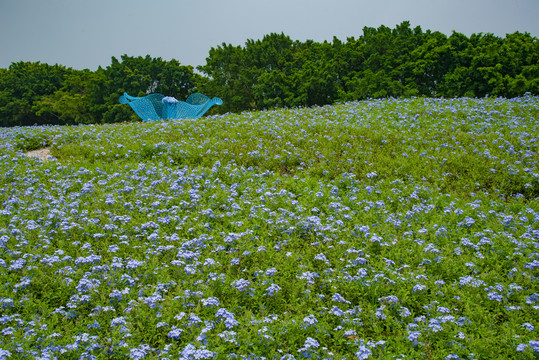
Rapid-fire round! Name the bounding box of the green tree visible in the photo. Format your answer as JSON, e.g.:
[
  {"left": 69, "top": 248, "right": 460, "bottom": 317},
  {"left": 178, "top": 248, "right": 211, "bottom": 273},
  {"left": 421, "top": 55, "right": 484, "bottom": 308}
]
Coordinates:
[
  {"left": 2, "top": 25, "right": 538, "bottom": 127},
  {"left": 409, "top": 30, "right": 452, "bottom": 96},
  {"left": 0, "top": 61, "right": 71, "bottom": 126},
  {"left": 198, "top": 43, "right": 253, "bottom": 113},
  {"left": 439, "top": 32, "right": 475, "bottom": 97},
  {"left": 199, "top": 33, "right": 297, "bottom": 112},
  {"left": 33, "top": 70, "right": 106, "bottom": 125},
  {"left": 287, "top": 41, "right": 339, "bottom": 107},
  {"left": 101, "top": 55, "right": 200, "bottom": 123},
  {"left": 340, "top": 22, "right": 427, "bottom": 100},
  {"left": 499, "top": 32, "right": 539, "bottom": 97}
]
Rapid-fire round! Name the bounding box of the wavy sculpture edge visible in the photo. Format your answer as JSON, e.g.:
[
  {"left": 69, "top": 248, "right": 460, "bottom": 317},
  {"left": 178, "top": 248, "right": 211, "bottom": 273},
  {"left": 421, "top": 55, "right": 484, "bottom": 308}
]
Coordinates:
[{"left": 119, "top": 92, "right": 223, "bottom": 121}]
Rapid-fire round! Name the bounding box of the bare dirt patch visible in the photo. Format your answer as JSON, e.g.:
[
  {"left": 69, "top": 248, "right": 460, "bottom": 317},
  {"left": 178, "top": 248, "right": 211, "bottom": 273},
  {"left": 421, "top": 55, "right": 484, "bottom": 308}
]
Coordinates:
[{"left": 25, "top": 147, "right": 51, "bottom": 161}]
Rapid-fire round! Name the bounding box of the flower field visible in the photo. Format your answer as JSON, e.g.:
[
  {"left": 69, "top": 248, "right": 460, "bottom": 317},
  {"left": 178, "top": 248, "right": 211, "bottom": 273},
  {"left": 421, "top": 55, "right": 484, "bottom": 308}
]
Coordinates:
[{"left": 0, "top": 95, "right": 538, "bottom": 359}]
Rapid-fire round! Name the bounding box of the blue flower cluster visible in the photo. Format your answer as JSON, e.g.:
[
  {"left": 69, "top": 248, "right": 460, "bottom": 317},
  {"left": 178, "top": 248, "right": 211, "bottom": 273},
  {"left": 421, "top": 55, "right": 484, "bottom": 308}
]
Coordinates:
[{"left": 0, "top": 95, "right": 538, "bottom": 358}]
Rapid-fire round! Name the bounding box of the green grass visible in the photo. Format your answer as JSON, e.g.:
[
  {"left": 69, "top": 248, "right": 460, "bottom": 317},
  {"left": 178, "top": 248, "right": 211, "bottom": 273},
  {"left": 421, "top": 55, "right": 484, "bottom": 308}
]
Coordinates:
[{"left": 0, "top": 95, "right": 538, "bottom": 359}]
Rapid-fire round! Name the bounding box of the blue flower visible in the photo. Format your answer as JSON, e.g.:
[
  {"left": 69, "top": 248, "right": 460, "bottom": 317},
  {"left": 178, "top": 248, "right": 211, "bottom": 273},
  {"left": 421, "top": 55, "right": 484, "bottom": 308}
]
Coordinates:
[
  {"left": 265, "top": 283, "right": 281, "bottom": 296},
  {"left": 375, "top": 306, "right": 386, "bottom": 320},
  {"left": 354, "top": 340, "right": 373, "bottom": 359},
  {"left": 217, "top": 330, "right": 237, "bottom": 344},
  {"left": 314, "top": 253, "right": 329, "bottom": 263},
  {"left": 378, "top": 295, "right": 399, "bottom": 304},
  {"left": 0, "top": 350, "right": 12, "bottom": 359},
  {"left": 297, "top": 271, "right": 319, "bottom": 285},
  {"left": 201, "top": 297, "right": 220, "bottom": 307},
  {"left": 399, "top": 307, "right": 411, "bottom": 317},
  {"left": 303, "top": 314, "right": 318, "bottom": 327},
  {"left": 231, "top": 279, "right": 250, "bottom": 292},
  {"left": 126, "top": 259, "right": 144, "bottom": 270},
  {"left": 215, "top": 308, "right": 239, "bottom": 329},
  {"left": 179, "top": 344, "right": 215, "bottom": 359},
  {"left": 167, "top": 328, "right": 183, "bottom": 340},
  {"left": 301, "top": 337, "right": 320, "bottom": 350},
  {"left": 8, "top": 258, "right": 26, "bottom": 270},
  {"left": 529, "top": 340, "right": 539, "bottom": 353},
  {"left": 407, "top": 330, "right": 421, "bottom": 343},
  {"left": 129, "top": 348, "right": 147, "bottom": 359},
  {"left": 332, "top": 293, "right": 351, "bottom": 304},
  {"left": 487, "top": 292, "right": 503, "bottom": 302},
  {"left": 111, "top": 316, "right": 127, "bottom": 328}
]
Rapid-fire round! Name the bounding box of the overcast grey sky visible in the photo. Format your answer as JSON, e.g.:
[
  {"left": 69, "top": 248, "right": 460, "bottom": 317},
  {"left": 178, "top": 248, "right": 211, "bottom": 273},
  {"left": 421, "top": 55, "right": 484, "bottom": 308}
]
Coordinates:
[{"left": 1, "top": 0, "right": 538, "bottom": 71}]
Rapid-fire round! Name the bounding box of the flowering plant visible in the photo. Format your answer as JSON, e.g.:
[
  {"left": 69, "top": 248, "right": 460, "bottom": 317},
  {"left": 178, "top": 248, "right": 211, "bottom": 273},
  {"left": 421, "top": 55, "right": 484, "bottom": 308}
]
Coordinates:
[{"left": 1, "top": 95, "right": 538, "bottom": 358}]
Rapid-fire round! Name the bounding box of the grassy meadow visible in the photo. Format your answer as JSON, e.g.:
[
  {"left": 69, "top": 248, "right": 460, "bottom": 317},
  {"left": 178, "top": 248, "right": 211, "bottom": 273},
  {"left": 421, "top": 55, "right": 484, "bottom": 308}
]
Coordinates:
[{"left": 0, "top": 95, "right": 538, "bottom": 359}]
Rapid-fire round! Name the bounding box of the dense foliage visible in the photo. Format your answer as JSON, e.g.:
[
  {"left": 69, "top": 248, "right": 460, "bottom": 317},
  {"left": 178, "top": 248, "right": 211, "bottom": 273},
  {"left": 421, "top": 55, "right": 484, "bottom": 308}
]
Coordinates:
[
  {"left": 0, "top": 95, "right": 538, "bottom": 358},
  {"left": 0, "top": 56, "right": 200, "bottom": 127},
  {"left": 1, "top": 21, "right": 538, "bottom": 126},
  {"left": 200, "top": 23, "right": 538, "bottom": 113}
]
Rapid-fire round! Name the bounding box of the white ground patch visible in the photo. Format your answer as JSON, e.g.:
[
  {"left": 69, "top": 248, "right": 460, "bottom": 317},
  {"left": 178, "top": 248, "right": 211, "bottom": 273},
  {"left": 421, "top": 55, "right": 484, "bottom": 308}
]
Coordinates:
[{"left": 25, "top": 147, "right": 51, "bottom": 161}]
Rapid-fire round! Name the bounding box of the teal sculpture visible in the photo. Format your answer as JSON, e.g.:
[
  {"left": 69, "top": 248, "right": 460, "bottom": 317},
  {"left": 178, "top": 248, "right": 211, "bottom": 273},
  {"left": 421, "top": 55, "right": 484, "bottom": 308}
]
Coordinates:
[{"left": 119, "top": 92, "right": 223, "bottom": 121}]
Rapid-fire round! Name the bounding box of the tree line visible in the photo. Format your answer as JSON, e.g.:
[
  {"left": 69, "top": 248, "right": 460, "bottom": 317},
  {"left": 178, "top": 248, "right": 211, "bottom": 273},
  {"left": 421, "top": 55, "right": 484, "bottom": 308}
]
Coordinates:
[{"left": 1, "top": 22, "right": 537, "bottom": 127}]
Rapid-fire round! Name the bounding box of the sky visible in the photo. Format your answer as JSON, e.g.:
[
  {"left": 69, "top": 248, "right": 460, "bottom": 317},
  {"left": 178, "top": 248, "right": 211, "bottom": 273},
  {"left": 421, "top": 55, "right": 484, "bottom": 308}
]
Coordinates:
[{"left": 1, "top": 0, "right": 538, "bottom": 71}]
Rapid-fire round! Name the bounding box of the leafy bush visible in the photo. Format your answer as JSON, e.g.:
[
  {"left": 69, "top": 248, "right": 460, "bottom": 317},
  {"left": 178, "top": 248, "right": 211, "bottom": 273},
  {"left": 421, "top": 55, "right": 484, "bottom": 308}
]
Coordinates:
[{"left": 0, "top": 95, "right": 538, "bottom": 358}]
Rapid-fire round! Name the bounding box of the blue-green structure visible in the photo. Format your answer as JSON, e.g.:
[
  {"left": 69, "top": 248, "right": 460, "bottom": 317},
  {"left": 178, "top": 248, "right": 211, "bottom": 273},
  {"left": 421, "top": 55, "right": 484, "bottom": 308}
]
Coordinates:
[{"left": 119, "top": 93, "right": 222, "bottom": 121}]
